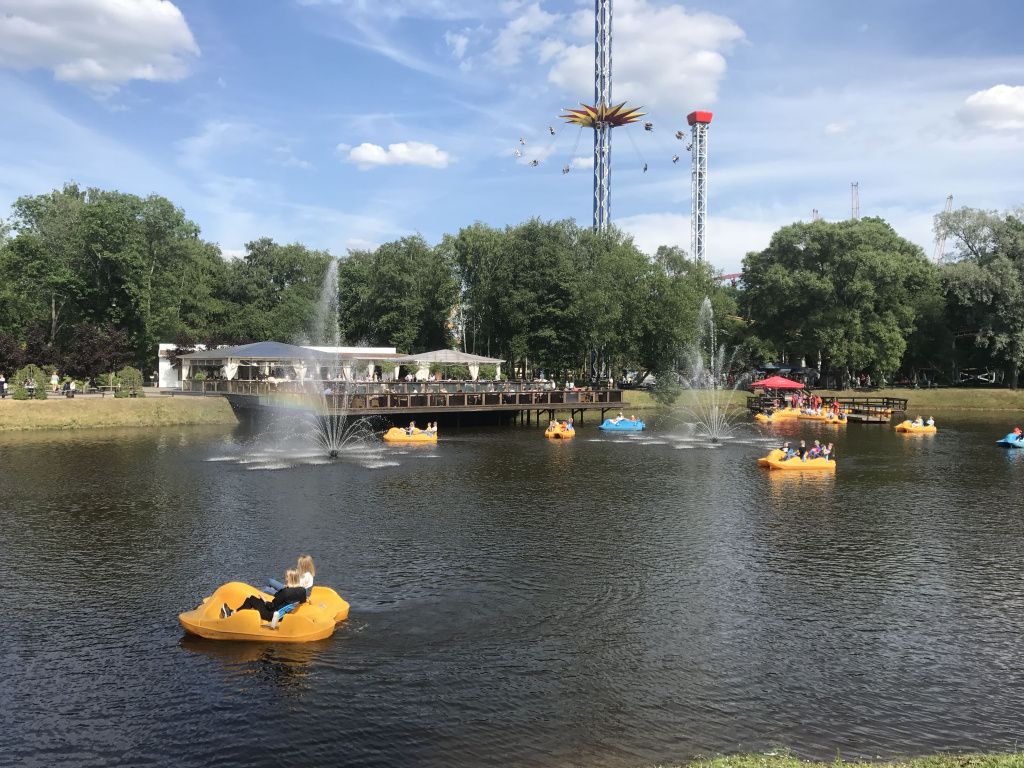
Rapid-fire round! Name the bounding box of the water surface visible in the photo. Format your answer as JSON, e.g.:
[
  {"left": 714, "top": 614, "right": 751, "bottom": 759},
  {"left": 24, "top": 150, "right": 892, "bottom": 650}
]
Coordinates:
[{"left": 3, "top": 415, "right": 1023, "bottom": 767}]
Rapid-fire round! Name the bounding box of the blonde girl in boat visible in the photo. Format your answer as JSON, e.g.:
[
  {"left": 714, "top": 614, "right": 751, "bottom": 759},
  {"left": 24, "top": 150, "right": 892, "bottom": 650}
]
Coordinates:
[{"left": 297, "top": 554, "right": 315, "bottom": 596}]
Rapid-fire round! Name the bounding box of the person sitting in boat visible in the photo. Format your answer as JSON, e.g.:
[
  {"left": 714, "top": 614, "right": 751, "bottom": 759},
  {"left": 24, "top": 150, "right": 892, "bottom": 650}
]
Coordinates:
[
  {"left": 612, "top": 411, "right": 625, "bottom": 424},
  {"left": 822, "top": 443, "right": 833, "bottom": 461},
  {"left": 796, "top": 440, "right": 808, "bottom": 460},
  {"left": 784, "top": 442, "right": 797, "bottom": 460},
  {"left": 629, "top": 414, "right": 637, "bottom": 421},
  {"left": 548, "top": 419, "right": 558, "bottom": 430},
  {"left": 223, "top": 569, "right": 307, "bottom": 628},
  {"left": 925, "top": 416, "right": 935, "bottom": 427},
  {"left": 912, "top": 415, "right": 924, "bottom": 427},
  {"left": 425, "top": 421, "right": 438, "bottom": 435},
  {"left": 807, "top": 440, "right": 822, "bottom": 458},
  {"left": 406, "top": 420, "right": 418, "bottom": 435},
  {"left": 1015, "top": 427, "right": 1023, "bottom": 441},
  {"left": 565, "top": 419, "right": 575, "bottom": 430}
]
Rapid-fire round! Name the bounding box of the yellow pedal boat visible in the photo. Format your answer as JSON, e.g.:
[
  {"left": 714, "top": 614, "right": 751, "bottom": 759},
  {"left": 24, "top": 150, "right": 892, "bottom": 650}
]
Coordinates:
[
  {"left": 755, "top": 407, "right": 800, "bottom": 422},
  {"left": 545, "top": 423, "right": 575, "bottom": 439},
  {"left": 797, "top": 412, "right": 829, "bottom": 421},
  {"left": 757, "top": 449, "right": 786, "bottom": 466},
  {"left": 895, "top": 420, "right": 936, "bottom": 434},
  {"left": 179, "top": 582, "right": 350, "bottom": 643},
  {"left": 383, "top": 427, "right": 438, "bottom": 444},
  {"left": 759, "top": 454, "right": 836, "bottom": 471}
]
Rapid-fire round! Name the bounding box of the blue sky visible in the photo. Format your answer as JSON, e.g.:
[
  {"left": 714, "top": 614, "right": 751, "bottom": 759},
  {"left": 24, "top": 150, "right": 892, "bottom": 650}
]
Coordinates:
[{"left": 1, "top": 0, "right": 1023, "bottom": 272}]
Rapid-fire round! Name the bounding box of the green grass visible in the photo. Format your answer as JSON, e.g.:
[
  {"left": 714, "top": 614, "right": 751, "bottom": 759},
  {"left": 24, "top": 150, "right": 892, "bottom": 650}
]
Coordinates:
[
  {"left": 622, "top": 386, "right": 1024, "bottom": 415},
  {"left": 814, "top": 388, "right": 1024, "bottom": 413},
  {"left": 621, "top": 389, "right": 750, "bottom": 412},
  {"left": 0, "top": 395, "right": 237, "bottom": 431},
  {"left": 659, "top": 754, "right": 1024, "bottom": 768}
]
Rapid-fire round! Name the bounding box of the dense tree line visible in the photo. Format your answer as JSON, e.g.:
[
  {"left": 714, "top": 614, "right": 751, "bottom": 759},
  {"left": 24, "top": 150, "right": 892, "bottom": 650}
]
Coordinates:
[
  {"left": 738, "top": 209, "right": 1024, "bottom": 388},
  {"left": 1, "top": 182, "right": 1022, "bottom": 388}
]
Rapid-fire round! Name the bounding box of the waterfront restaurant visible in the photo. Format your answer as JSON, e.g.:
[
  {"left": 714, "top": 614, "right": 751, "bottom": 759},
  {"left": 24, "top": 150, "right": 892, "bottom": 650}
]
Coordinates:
[
  {"left": 175, "top": 341, "right": 405, "bottom": 391},
  {"left": 174, "top": 342, "right": 507, "bottom": 393}
]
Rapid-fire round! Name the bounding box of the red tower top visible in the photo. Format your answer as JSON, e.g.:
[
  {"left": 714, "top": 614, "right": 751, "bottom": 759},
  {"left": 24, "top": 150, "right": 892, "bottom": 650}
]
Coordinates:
[{"left": 687, "top": 110, "right": 713, "bottom": 126}]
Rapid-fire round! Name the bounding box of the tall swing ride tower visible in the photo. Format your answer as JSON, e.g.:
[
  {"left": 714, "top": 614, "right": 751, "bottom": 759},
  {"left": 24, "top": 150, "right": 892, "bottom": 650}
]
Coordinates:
[
  {"left": 688, "top": 110, "right": 713, "bottom": 262},
  {"left": 561, "top": 0, "right": 644, "bottom": 232}
]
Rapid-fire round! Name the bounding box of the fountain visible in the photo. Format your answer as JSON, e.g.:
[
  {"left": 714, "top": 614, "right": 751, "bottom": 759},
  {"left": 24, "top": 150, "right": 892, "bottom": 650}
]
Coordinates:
[
  {"left": 309, "top": 256, "right": 340, "bottom": 347},
  {"left": 309, "top": 388, "right": 380, "bottom": 459},
  {"left": 677, "top": 297, "right": 747, "bottom": 442}
]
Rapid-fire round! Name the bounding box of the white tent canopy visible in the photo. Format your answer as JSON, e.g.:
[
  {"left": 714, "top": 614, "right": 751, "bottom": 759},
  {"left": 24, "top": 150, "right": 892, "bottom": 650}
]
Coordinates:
[{"left": 394, "top": 350, "right": 504, "bottom": 381}]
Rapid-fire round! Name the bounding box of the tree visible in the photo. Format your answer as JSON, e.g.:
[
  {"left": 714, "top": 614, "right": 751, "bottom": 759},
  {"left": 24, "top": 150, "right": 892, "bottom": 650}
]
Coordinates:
[
  {"left": 740, "top": 218, "right": 937, "bottom": 381},
  {"left": 0, "top": 184, "right": 225, "bottom": 372},
  {"left": 338, "top": 235, "right": 458, "bottom": 352},
  {"left": 220, "top": 238, "right": 333, "bottom": 343},
  {"left": 938, "top": 208, "right": 1024, "bottom": 387}
]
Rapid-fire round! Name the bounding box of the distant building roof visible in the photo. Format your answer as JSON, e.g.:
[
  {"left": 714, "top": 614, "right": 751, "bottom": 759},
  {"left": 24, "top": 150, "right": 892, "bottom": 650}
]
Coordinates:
[
  {"left": 395, "top": 349, "right": 505, "bottom": 365},
  {"left": 180, "top": 341, "right": 327, "bottom": 361}
]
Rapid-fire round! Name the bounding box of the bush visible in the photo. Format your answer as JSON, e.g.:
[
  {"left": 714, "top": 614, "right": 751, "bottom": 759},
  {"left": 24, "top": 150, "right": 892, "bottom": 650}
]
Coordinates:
[
  {"left": 12, "top": 363, "right": 48, "bottom": 400},
  {"left": 97, "top": 372, "right": 118, "bottom": 389},
  {"left": 116, "top": 366, "right": 144, "bottom": 396},
  {"left": 193, "top": 371, "right": 207, "bottom": 381}
]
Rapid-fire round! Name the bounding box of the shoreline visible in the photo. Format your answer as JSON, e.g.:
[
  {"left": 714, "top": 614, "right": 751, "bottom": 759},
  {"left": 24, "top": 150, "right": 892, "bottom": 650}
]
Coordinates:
[
  {"left": 622, "top": 388, "right": 1024, "bottom": 415},
  {"left": 2, "top": 386, "right": 1022, "bottom": 432},
  {"left": 0, "top": 394, "right": 237, "bottom": 431},
  {"left": 670, "top": 754, "right": 1023, "bottom": 768}
]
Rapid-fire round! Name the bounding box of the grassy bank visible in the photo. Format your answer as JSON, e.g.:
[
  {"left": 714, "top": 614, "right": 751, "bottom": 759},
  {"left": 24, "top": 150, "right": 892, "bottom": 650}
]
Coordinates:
[
  {"left": 621, "top": 389, "right": 749, "bottom": 413},
  {"left": 667, "top": 755, "right": 1024, "bottom": 768},
  {"left": 814, "top": 388, "right": 1024, "bottom": 413},
  {"left": 621, "top": 387, "right": 1024, "bottom": 415},
  {"left": 0, "top": 395, "right": 237, "bottom": 431}
]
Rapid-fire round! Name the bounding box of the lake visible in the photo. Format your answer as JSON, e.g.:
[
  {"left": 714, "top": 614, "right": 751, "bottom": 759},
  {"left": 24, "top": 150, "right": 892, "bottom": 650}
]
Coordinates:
[{"left": 3, "top": 412, "right": 1024, "bottom": 767}]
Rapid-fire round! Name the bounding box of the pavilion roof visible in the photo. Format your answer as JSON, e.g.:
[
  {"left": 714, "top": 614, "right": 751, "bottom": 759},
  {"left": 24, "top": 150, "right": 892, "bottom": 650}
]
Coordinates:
[
  {"left": 394, "top": 349, "right": 505, "bottom": 365},
  {"left": 179, "top": 341, "right": 327, "bottom": 362}
]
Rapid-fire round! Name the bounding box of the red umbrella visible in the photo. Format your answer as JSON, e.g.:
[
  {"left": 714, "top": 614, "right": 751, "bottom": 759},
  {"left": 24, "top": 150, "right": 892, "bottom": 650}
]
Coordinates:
[{"left": 750, "top": 375, "right": 804, "bottom": 389}]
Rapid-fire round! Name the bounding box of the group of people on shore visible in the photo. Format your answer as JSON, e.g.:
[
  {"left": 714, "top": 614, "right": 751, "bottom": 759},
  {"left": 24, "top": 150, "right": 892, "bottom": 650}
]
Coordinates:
[
  {"left": 780, "top": 440, "right": 834, "bottom": 462},
  {"left": 221, "top": 554, "right": 316, "bottom": 629}
]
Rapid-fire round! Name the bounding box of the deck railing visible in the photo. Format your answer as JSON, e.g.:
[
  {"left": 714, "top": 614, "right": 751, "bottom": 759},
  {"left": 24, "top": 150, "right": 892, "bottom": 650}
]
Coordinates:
[
  {"left": 183, "top": 379, "right": 623, "bottom": 410},
  {"left": 747, "top": 394, "right": 908, "bottom": 413}
]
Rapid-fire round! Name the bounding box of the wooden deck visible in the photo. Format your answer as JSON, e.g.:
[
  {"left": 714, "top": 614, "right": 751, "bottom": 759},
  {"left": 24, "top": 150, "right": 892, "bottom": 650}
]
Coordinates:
[
  {"left": 747, "top": 394, "right": 908, "bottom": 423},
  {"left": 183, "top": 381, "right": 628, "bottom": 425}
]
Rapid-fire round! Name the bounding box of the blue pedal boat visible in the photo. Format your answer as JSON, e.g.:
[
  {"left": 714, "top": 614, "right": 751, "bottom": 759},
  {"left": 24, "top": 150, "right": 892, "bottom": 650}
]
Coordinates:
[{"left": 599, "top": 418, "right": 646, "bottom": 432}]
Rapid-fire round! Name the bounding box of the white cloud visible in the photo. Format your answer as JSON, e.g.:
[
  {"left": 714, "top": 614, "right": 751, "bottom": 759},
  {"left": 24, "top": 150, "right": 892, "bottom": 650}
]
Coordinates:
[
  {"left": 0, "top": 0, "right": 199, "bottom": 91},
  {"left": 444, "top": 30, "right": 469, "bottom": 59},
  {"left": 571, "top": 155, "right": 593, "bottom": 170},
  {"left": 824, "top": 121, "right": 853, "bottom": 135},
  {"left": 545, "top": 0, "right": 744, "bottom": 112},
  {"left": 342, "top": 141, "right": 453, "bottom": 170},
  {"left": 492, "top": 2, "right": 557, "bottom": 68},
  {"left": 958, "top": 84, "right": 1024, "bottom": 132}
]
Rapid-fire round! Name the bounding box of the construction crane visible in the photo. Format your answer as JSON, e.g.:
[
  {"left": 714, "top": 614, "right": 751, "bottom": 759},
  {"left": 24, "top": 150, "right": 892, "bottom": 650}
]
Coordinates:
[{"left": 932, "top": 194, "right": 954, "bottom": 262}]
